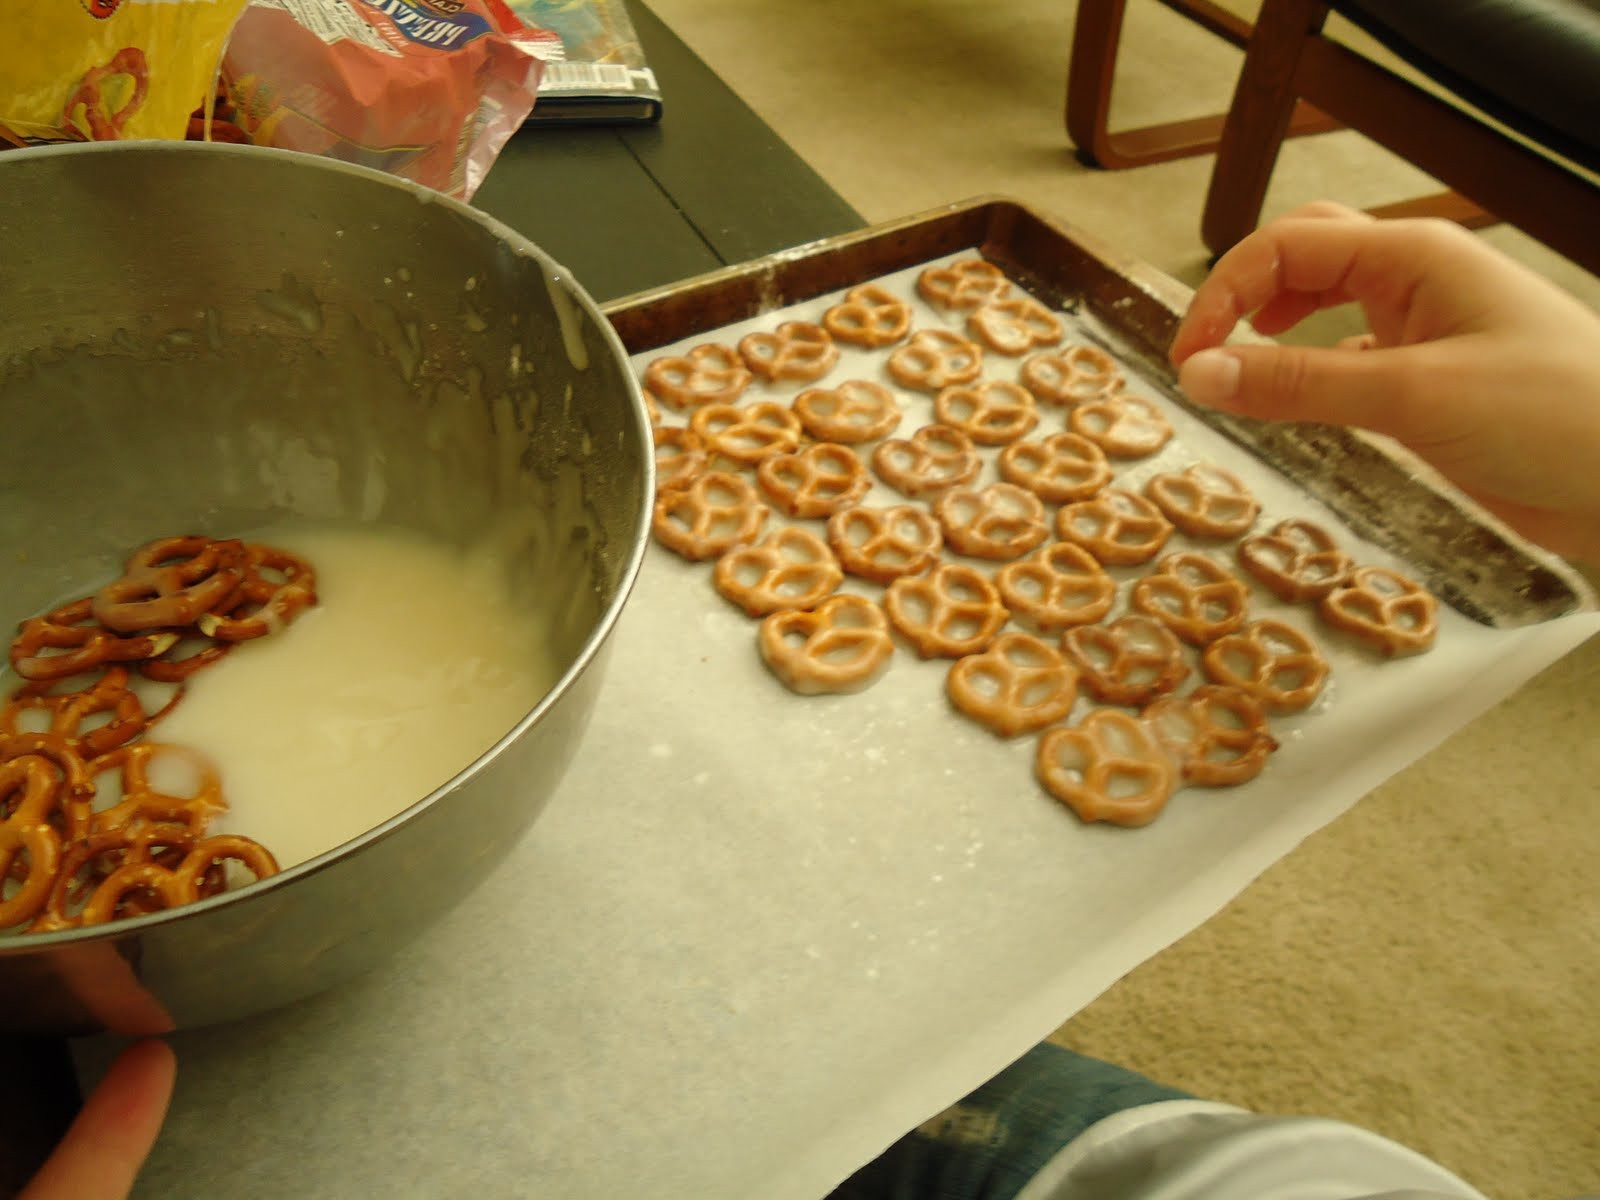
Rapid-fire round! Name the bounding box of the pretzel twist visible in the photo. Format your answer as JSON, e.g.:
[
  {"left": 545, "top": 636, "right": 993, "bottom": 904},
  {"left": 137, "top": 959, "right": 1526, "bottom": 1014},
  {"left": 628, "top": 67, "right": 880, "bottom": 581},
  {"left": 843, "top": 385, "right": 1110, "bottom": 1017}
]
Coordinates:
[
  {"left": 1201, "top": 619, "right": 1329, "bottom": 714},
  {"left": 10, "top": 597, "right": 179, "bottom": 682},
  {"left": 998, "top": 432, "right": 1111, "bottom": 504},
  {"left": 946, "top": 632, "right": 1080, "bottom": 737},
  {"left": 0, "top": 733, "right": 97, "bottom": 842},
  {"left": 689, "top": 401, "right": 803, "bottom": 465},
  {"left": 92, "top": 536, "right": 248, "bottom": 634},
  {"left": 86, "top": 741, "right": 229, "bottom": 838},
  {"left": 885, "top": 329, "right": 985, "bottom": 393},
  {"left": 1, "top": 666, "right": 152, "bottom": 759},
  {"left": 1020, "top": 346, "right": 1125, "bottom": 405},
  {"left": 885, "top": 563, "right": 1008, "bottom": 659},
  {"left": 738, "top": 321, "right": 839, "bottom": 384},
  {"left": 29, "top": 823, "right": 211, "bottom": 933},
  {"left": 1061, "top": 615, "right": 1191, "bottom": 707},
  {"left": 871, "top": 424, "right": 982, "bottom": 499},
  {"left": 1035, "top": 709, "right": 1178, "bottom": 827},
  {"left": 0, "top": 755, "right": 67, "bottom": 929},
  {"left": 643, "top": 342, "right": 751, "bottom": 411},
  {"left": 793, "top": 379, "right": 902, "bottom": 444},
  {"left": 1144, "top": 464, "right": 1261, "bottom": 539},
  {"left": 63, "top": 47, "right": 149, "bottom": 141},
  {"left": 651, "top": 471, "right": 770, "bottom": 561},
  {"left": 653, "top": 424, "right": 709, "bottom": 492},
  {"left": 932, "top": 483, "right": 1050, "bottom": 561},
  {"left": 1236, "top": 519, "right": 1354, "bottom": 604},
  {"left": 822, "top": 284, "right": 912, "bottom": 348},
  {"left": 933, "top": 380, "right": 1039, "bottom": 445},
  {"left": 757, "top": 443, "right": 873, "bottom": 518},
  {"left": 195, "top": 544, "right": 318, "bottom": 643},
  {"left": 966, "top": 296, "right": 1065, "bottom": 356},
  {"left": 758, "top": 594, "right": 895, "bottom": 694},
  {"left": 994, "top": 541, "right": 1116, "bottom": 632},
  {"left": 78, "top": 833, "right": 278, "bottom": 928},
  {"left": 1055, "top": 488, "right": 1174, "bottom": 566},
  {"left": 826, "top": 505, "right": 944, "bottom": 584},
  {"left": 915, "top": 258, "right": 1012, "bottom": 311},
  {"left": 1069, "top": 392, "right": 1173, "bottom": 458},
  {"left": 1144, "top": 684, "right": 1279, "bottom": 787},
  {"left": 1318, "top": 566, "right": 1439, "bottom": 657},
  {"left": 713, "top": 528, "right": 843, "bottom": 616},
  {"left": 1129, "top": 552, "right": 1251, "bottom": 645}
]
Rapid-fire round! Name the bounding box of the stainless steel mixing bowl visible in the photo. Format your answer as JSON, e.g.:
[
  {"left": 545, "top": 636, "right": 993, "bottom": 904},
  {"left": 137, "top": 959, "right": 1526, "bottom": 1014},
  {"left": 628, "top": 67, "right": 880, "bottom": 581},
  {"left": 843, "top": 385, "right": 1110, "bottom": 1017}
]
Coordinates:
[{"left": 0, "top": 142, "right": 653, "bottom": 1034}]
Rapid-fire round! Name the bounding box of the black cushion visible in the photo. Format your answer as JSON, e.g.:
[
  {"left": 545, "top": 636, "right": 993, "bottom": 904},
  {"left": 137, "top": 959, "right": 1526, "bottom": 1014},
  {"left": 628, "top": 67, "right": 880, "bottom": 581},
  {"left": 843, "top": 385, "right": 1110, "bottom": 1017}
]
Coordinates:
[{"left": 1331, "top": 0, "right": 1600, "bottom": 172}]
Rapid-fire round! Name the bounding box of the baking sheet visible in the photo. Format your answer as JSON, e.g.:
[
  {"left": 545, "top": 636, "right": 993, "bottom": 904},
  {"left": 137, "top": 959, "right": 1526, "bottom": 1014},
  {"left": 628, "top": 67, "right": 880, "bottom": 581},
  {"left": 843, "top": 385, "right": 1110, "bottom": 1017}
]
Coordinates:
[{"left": 77, "top": 201, "right": 1600, "bottom": 1199}]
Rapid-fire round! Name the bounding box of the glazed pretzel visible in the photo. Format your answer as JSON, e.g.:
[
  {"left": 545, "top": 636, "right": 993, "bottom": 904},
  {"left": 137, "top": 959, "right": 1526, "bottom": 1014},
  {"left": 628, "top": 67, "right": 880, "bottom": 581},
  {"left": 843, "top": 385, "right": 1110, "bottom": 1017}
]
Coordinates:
[
  {"left": 1201, "top": 619, "right": 1329, "bottom": 714},
  {"left": 713, "top": 528, "right": 844, "bottom": 616},
  {"left": 822, "top": 284, "right": 912, "bottom": 348},
  {"left": 932, "top": 483, "right": 1050, "bottom": 561},
  {"left": 77, "top": 833, "right": 279, "bottom": 928},
  {"left": 884, "top": 563, "right": 1008, "bottom": 659},
  {"left": 651, "top": 471, "right": 770, "bottom": 561},
  {"left": 885, "top": 329, "right": 985, "bottom": 393},
  {"left": 1061, "top": 614, "right": 1190, "bottom": 707},
  {"left": 757, "top": 443, "right": 873, "bottom": 518},
  {"left": 689, "top": 401, "right": 803, "bottom": 465},
  {"left": 1144, "top": 464, "right": 1261, "bottom": 539},
  {"left": 653, "top": 424, "right": 708, "bottom": 492},
  {"left": 92, "top": 536, "right": 248, "bottom": 634},
  {"left": 946, "top": 632, "right": 1080, "bottom": 738},
  {"left": 966, "top": 296, "right": 1065, "bottom": 356},
  {"left": 1318, "top": 565, "right": 1439, "bottom": 657},
  {"left": 933, "top": 380, "right": 1039, "bottom": 445},
  {"left": 195, "top": 543, "right": 318, "bottom": 642},
  {"left": 1069, "top": 392, "right": 1173, "bottom": 458},
  {"left": 63, "top": 47, "right": 149, "bottom": 141},
  {"left": 994, "top": 541, "right": 1116, "bottom": 632},
  {"left": 1144, "top": 684, "right": 1279, "bottom": 787},
  {"left": 1, "top": 666, "right": 152, "bottom": 759},
  {"left": 998, "top": 432, "right": 1111, "bottom": 504},
  {"left": 916, "top": 258, "right": 1013, "bottom": 311},
  {"left": 738, "top": 321, "right": 839, "bottom": 384},
  {"left": 87, "top": 741, "right": 229, "bottom": 838},
  {"left": 0, "top": 754, "right": 66, "bottom": 930},
  {"left": 870, "top": 424, "right": 982, "bottom": 499},
  {"left": 1035, "top": 709, "right": 1178, "bottom": 827},
  {"left": 793, "top": 379, "right": 902, "bottom": 443},
  {"left": 758, "top": 594, "right": 895, "bottom": 695},
  {"left": 826, "top": 505, "right": 944, "bottom": 584},
  {"left": 1055, "top": 488, "right": 1174, "bottom": 566},
  {"left": 10, "top": 597, "right": 178, "bottom": 682},
  {"left": 643, "top": 342, "right": 751, "bottom": 411},
  {"left": 1236, "top": 519, "right": 1353, "bottom": 604},
  {"left": 1129, "top": 552, "right": 1251, "bottom": 646},
  {"left": 1020, "top": 346, "right": 1125, "bottom": 406}
]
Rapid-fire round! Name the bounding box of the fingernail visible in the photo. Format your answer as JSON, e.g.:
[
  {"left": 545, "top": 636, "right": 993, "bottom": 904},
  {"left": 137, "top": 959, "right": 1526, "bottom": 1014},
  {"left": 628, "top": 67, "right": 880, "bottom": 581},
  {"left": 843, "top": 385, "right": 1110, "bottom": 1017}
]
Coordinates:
[{"left": 1179, "top": 349, "right": 1242, "bottom": 410}]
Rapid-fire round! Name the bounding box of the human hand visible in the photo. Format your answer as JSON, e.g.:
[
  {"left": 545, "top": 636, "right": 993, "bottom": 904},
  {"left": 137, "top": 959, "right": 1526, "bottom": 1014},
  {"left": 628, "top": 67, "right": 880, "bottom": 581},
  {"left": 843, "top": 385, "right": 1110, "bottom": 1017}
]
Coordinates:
[
  {"left": 1169, "top": 201, "right": 1600, "bottom": 564},
  {"left": 20, "top": 1039, "right": 174, "bottom": 1200}
]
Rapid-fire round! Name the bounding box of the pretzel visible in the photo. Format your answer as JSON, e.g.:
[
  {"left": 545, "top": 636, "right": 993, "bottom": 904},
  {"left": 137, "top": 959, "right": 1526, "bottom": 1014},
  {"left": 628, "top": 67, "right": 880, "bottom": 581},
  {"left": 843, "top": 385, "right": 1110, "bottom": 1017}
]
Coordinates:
[
  {"left": 1035, "top": 709, "right": 1178, "bottom": 827},
  {"left": 1201, "top": 619, "right": 1329, "bottom": 714},
  {"left": 885, "top": 329, "right": 985, "bottom": 393},
  {"left": 946, "top": 632, "right": 1080, "bottom": 738},
  {"left": 871, "top": 424, "right": 982, "bottom": 499},
  {"left": 1144, "top": 684, "right": 1279, "bottom": 787},
  {"left": 1061, "top": 615, "right": 1190, "bottom": 707},
  {"left": 826, "top": 505, "right": 944, "bottom": 584},
  {"left": 884, "top": 563, "right": 1008, "bottom": 659},
  {"left": 76, "top": 833, "right": 278, "bottom": 928},
  {"left": 966, "top": 296, "right": 1065, "bottom": 356},
  {"left": 1145, "top": 464, "right": 1261, "bottom": 539},
  {"left": 642, "top": 388, "right": 663, "bottom": 428},
  {"left": 756, "top": 442, "right": 873, "bottom": 518},
  {"left": 643, "top": 342, "right": 751, "bottom": 412},
  {"left": 0, "top": 732, "right": 97, "bottom": 832},
  {"left": 1318, "top": 565, "right": 1439, "bottom": 657},
  {"left": 998, "top": 432, "right": 1111, "bottom": 504},
  {"left": 1055, "top": 488, "right": 1174, "bottom": 566},
  {"left": 653, "top": 424, "right": 708, "bottom": 492},
  {"left": 933, "top": 379, "right": 1039, "bottom": 445},
  {"left": 29, "top": 823, "right": 215, "bottom": 933},
  {"left": 86, "top": 741, "right": 229, "bottom": 838},
  {"left": 1069, "top": 392, "right": 1173, "bottom": 458},
  {"left": 712, "top": 528, "right": 843, "bottom": 616},
  {"left": 822, "top": 284, "right": 912, "bottom": 348},
  {"left": 1020, "top": 346, "right": 1125, "bottom": 406},
  {"left": 793, "top": 379, "right": 902, "bottom": 443},
  {"left": 0, "top": 754, "right": 67, "bottom": 929},
  {"left": 1129, "top": 552, "right": 1251, "bottom": 645},
  {"left": 916, "top": 258, "right": 1013, "bottom": 311},
  {"left": 10, "top": 597, "right": 179, "bottom": 682},
  {"left": 932, "top": 483, "right": 1050, "bottom": 561},
  {"left": 63, "top": 47, "right": 149, "bottom": 141},
  {"left": 689, "top": 401, "right": 803, "bottom": 465},
  {"left": 994, "top": 541, "right": 1116, "bottom": 632},
  {"left": 1237, "top": 519, "right": 1354, "bottom": 603},
  {"left": 2, "top": 666, "right": 152, "bottom": 759},
  {"left": 738, "top": 321, "right": 839, "bottom": 384},
  {"left": 195, "top": 543, "right": 318, "bottom": 642},
  {"left": 758, "top": 594, "right": 895, "bottom": 695},
  {"left": 651, "top": 471, "right": 770, "bottom": 561},
  {"left": 137, "top": 632, "right": 233, "bottom": 683},
  {"left": 92, "top": 536, "right": 248, "bottom": 634}
]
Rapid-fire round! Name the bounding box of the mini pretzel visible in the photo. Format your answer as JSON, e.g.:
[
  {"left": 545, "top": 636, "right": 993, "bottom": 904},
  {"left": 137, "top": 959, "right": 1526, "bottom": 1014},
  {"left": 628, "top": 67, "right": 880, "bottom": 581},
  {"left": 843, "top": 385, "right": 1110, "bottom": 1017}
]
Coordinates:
[
  {"left": 1129, "top": 553, "right": 1250, "bottom": 645},
  {"left": 994, "top": 541, "right": 1116, "bottom": 632},
  {"left": 2, "top": 666, "right": 151, "bottom": 758},
  {"left": 793, "top": 379, "right": 902, "bottom": 444},
  {"left": 757, "top": 443, "right": 872, "bottom": 518},
  {"left": 916, "top": 258, "right": 1012, "bottom": 312},
  {"left": 1, "top": 732, "right": 98, "bottom": 842},
  {"left": 1145, "top": 464, "right": 1261, "bottom": 539},
  {"left": 738, "top": 321, "right": 839, "bottom": 384},
  {"left": 871, "top": 424, "right": 982, "bottom": 499},
  {"left": 77, "top": 833, "right": 278, "bottom": 928},
  {"left": 653, "top": 424, "right": 708, "bottom": 492},
  {"left": 712, "top": 528, "right": 843, "bottom": 617},
  {"left": 30, "top": 823, "right": 214, "bottom": 933},
  {"left": 10, "top": 597, "right": 179, "bottom": 682},
  {"left": 1318, "top": 566, "right": 1439, "bottom": 657},
  {"left": 1055, "top": 489, "right": 1174, "bottom": 566},
  {"left": 91, "top": 536, "right": 248, "bottom": 634},
  {"left": 194, "top": 543, "right": 318, "bottom": 643},
  {"left": 87, "top": 741, "right": 229, "bottom": 837},
  {"left": 1237, "top": 519, "right": 1353, "bottom": 603},
  {"left": 1035, "top": 709, "right": 1178, "bottom": 827},
  {"left": 651, "top": 471, "right": 770, "bottom": 561},
  {"left": 1144, "top": 684, "right": 1279, "bottom": 787},
  {"left": 884, "top": 563, "right": 1008, "bottom": 659},
  {"left": 1061, "top": 615, "right": 1190, "bottom": 707},
  {"left": 1020, "top": 346, "right": 1125, "bottom": 405},
  {"left": 1069, "top": 392, "right": 1173, "bottom": 458},
  {"left": 998, "top": 432, "right": 1111, "bottom": 504},
  {"left": 644, "top": 342, "right": 751, "bottom": 411},
  {"left": 758, "top": 594, "right": 895, "bottom": 695},
  {"left": 822, "top": 284, "right": 912, "bottom": 348},
  {"left": 946, "top": 633, "right": 1080, "bottom": 738},
  {"left": 1201, "top": 619, "right": 1329, "bottom": 714},
  {"left": 966, "top": 296, "right": 1065, "bottom": 356},
  {"left": 933, "top": 483, "right": 1050, "bottom": 561},
  {"left": 689, "top": 401, "right": 803, "bottom": 465},
  {"left": 933, "top": 380, "right": 1038, "bottom": 445},
  {"left": 885, "top": 329, "right": 984, "bottom": 393},
  {"left": 826, "top": 505, "right": 944, "bottom": 584},
  {"left": 0, "top": 754, "right": 67, "bottom": 930}
]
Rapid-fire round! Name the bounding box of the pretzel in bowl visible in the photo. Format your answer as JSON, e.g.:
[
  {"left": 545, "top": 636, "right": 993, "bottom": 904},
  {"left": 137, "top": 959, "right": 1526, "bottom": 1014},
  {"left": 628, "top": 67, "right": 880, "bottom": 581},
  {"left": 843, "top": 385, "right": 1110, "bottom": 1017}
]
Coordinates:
[
  {"left": 1201, "top": 619, "right": 1329, "bottom": 714},
  {"left": 915, "top": 258, "right": 1013, "bottom": 312},
  {"left": 1055, "top": 488, "right": 1174, "bottom": 566},
  {"left": 1, "top": 666, "right": 151, "bottom": 759},
  {"left": 1144, "top": 684, "right": 1279, "bottom": 787},
  {"left": 738, "top": 321, "right": 839, "bottom": 384},
  {"left": 793, "top": 379, "right": 903, "bottom": 444},
  {"left": 933, "top": 380, "right": 1039, "bottom": 445},
  {"left": 73, "top": 832, "right": 279, "bottom": 929},
  {"left": 1069, "top": 392, "right": 1173, "bottom": 458},
  {"left": 885, "top": 562, "right": 1009, "bottom": 659},
  {"left": 1318, "top": 565, "right": 1439, "bottom": 657},
  {"left": 966, "top": 296, "right": 1065, "bottom": 356},
  {"left": 1129, "top": 552, "right": 1251, "bottom": 645},
  {"left": 10, "top": 597, "right": 179, "bottom": 683},
  {"left": 933, "top": 483, "right": 1050, "bottom": 561},
  {"left": 86, "top": 741, "right": 230, "bottom": 838},
  {"left": 871, "top": 423, "right": 983, "bottom": 499},
  {"left": 92, "top": 536, "right": 249, "bottom": 634},
  {"left": 756, "top": 443, "right": 873, "bottom": 519},
  {"left": 1061, "top": 614, "right": 1191, "bottom": 707},
  {"left": 822, "top": 284, "right": 913, "bottom": 348},
  {"left": 994, "top": 541, "right": 1117, "bottom": 632},
  {"left": 758, "top": 594, "right": 895, "bottom": 695},
  {"left": 1144, "top": 464, "right": 1261, "bottom": 540},
  {"left": 946, "top": 632, "right": 1080, "bottom": 738},
  {"left": 1020, "top": 345, "right": 1125, "bottom": 406},
  {"left": 998, "top": 432, "right": 1112, "bottom": 504},
  {"left": 886, "top": 329, "right": 985, "bottom": 393},
  {"left": 194, "top": 543, "right": 318, "bottom": 643},
  {"left": 689, "top": 401, "right": 804, "bottom": 466},
  {"left": 29, "top": 823, "right": 216, "bottom": 934},
  {"left": 651, "top": 471, "right": 770, "bottom": 561},
  {"left": 712, "top": 527, "right": 844, "bottom": 616},
  {"left": 1236, "top": 519, "right": 1354, "bottom": 604},
  {"left": 643, "top": 342, "right": 751, "bottom": 412},
  {"left": 1035, "top": 709, "right": 1178, "bottom": 827},
  {"left": 826, "top": 505, "right": 944, "bottom": 584},
  {"left": 0, "top": 753, "right": 67, "bottom": 930},
  {"left": 653, "top": 424, "right": 708, "bottom": 492}
]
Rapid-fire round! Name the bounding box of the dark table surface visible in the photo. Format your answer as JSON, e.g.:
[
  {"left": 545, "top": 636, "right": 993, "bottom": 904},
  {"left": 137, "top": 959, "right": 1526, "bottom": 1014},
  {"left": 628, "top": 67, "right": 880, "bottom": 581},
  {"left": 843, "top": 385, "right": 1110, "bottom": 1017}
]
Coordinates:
[{"left": 0, "top": 4, "right": 862, "bottom": 1190}]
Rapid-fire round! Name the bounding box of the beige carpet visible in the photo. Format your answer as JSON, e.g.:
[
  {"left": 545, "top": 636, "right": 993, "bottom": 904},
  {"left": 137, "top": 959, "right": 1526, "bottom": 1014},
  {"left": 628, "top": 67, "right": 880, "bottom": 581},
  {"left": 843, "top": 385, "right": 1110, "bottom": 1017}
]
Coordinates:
[{"left": 641, "top": 3, "right": 1600, "bottom": 1198}]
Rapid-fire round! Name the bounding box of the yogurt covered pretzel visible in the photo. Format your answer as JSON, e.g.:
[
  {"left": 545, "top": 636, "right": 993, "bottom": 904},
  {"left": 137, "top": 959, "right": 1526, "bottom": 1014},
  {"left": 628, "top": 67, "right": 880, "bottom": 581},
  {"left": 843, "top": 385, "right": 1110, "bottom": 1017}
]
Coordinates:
[
  {"left": 822, "top": 284, "right": 912, "bottom": 348},
  {"left": 793, "top": 379, "right": 902, "bottom": 444},
  {"left": 933, "top": 379, "right": 1039, "bottom": 445},
  {"left": 689, "top": 401, "right": 804, "bottom": 466},
  {"left": 1318, "top": 565, "right": 1438, "bottom": 656},
  {"left": 966, "top": 295, "right": 1065, "bottom": 356},
  {"left": 916, "top": 257, "right": 1012, "bottom": 312},
  {"left": 738, "top": 320, "right": 839, "bottom": 384},
  {"left": 1020, "top": 345, "right": 1125, "bottom": 405},
  {"left": 946, "top": 632, "right": 1080, "bottom": 738},
  {"left": 1061, "top": 614, "right": 1190, "bottom": 707},
  {"left": 885, "top": 562, "right": 1009, "bottom": 659},
  {"left": 651, "top": 471, "right": 770, "bottom": 561},
  {"left": 756, "top": 442, "right": 873, "bottom": 519},
  {"left": 758, "top": 594, "right": 895, "bottom": 695},
  {"left": 933, "top": 483, "right": 1050, "bottom": 561},
  {"left": 1144, "top": 464, "right": 1261, "bottom": 539},
  {"left": 644, "top": 342, "right": 751, "bottom": 411},
  {"left": 1069, "top": 391, "right": 1173, "bottom": 458},
  {"left": 1144, "top": 684, "right": 1279, "bottom": 787},
  {"left": 886, "top": 329, "right": 985, "bottom": 393},
  {"left": 995, "top": 541, "right": 1116, "bottom": 632},
  {"left": 1237, "top": 518, "right": 1354, "bottom": 603},
  {"left": 1129, "top": 552, "right": 1251, "bottom": 645},
  {"left": 713, "top": 527, "right": 843, "bottom": 616},
  {"left": 998, "top": 432, "right": 1112, "bottom": 504},
  {"left": 1201, "top": 618, "right": 1329, "bottom": 714},
  {"left": 871, "top": 423, "right": 983, "bottom": 499},
  {"left": 1055, "top": 488, "right": 1174, "bottom": 566},
  {"left": 826, "top": 504, "right": 944, "bottom": 584},
  {"left": 1036, "top": 709, "right": 1178, "bottom": 827}
]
